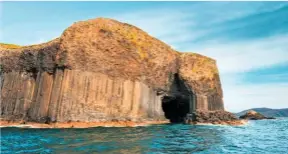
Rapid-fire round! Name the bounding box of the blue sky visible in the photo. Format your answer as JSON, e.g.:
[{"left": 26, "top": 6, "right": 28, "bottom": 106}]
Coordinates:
[{"left": 1, "top": 2, "right": 287, "bottom": 112}]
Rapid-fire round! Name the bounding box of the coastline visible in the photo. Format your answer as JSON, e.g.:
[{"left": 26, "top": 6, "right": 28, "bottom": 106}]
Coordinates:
[
  {"left": 0, "top": 120, "right": 247, "bottom": 128},
  {"left": 0, "top": 120, "right": 170, "bottom": 128}
]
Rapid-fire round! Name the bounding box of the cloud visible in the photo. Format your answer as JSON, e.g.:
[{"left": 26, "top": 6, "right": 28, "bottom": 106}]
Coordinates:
[
  {"left": 109, "top": 2, "right": 288, "bottom": 49},
  {"left": 223, "top": 79, "right": 288, "bottom": 112},
  {"left": 188, "top": 34, "right": 288, "bottom": 74},
  {"left": 109, "top": 9, "right": 196, "bottom": 47}
]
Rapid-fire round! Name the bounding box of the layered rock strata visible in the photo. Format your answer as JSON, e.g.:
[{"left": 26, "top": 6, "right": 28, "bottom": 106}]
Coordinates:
[{"left": 0, "top": 18, "right": 232, "bottom": 125}]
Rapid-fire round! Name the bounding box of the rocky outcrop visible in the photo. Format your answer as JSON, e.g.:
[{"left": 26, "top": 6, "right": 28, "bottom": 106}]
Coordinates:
[
  {"left": 1, "top": 18, "right": 229, "bottom": 125},
  {"left": 239, "top": 110, "right": 275, "bottom": 120},
  {"left": 187, "top": 110, "right": 241, "bottom": 125}
]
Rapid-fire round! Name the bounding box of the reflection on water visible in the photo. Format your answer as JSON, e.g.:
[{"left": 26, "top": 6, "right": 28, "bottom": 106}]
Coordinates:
[{"left": 1, "top": 118, "right": 288, "bottom": 154}]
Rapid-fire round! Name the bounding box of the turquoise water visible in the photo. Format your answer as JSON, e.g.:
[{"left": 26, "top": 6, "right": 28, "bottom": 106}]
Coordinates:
[{"left": 1, "top": 118, "right": 288, "bottom": 154}]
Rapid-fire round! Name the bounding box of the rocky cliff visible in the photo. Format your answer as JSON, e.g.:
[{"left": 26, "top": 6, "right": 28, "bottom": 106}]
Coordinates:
[{"left": 0, "top": 18, "right": 226, "bottom": 125}]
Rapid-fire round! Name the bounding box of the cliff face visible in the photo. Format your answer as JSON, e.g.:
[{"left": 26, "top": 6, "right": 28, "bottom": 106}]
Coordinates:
[
  {"left": 179, "top": 53, "right": 224, "bottom": 111},
  {"left": 0, "top": 18, "right": 224, "bottom": 124}
]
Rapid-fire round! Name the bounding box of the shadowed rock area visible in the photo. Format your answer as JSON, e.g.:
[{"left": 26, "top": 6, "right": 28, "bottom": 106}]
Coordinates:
[{"left": 0, "top": 18, "right": 236, "bottom": 125}]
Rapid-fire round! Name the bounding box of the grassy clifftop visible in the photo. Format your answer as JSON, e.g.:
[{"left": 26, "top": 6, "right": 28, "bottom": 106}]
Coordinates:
[{"left": 0, "top": 43, "right": 22, "bottom": 49}]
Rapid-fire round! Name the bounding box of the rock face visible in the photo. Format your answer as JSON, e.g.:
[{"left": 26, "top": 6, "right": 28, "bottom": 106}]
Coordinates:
[
  {"left": 0, "top": 18, "right": 228, "bottom": 124},
  {"left": 239, "top": 110, "right": 275, "bottom": 120}
]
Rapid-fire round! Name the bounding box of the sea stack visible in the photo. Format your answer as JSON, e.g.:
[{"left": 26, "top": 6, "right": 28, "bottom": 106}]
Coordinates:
[{"left": 0, "top": 18, "right": 238, "bottom": 126}]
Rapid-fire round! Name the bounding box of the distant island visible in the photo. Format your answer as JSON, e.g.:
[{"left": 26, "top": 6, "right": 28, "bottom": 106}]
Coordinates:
[{"left": 236, "top": 108, "right": 288, "bottom": 117}]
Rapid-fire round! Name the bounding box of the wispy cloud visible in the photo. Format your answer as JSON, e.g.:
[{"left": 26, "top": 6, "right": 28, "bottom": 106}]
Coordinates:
[
  {"left": 190, "top": 34, "right": 288, "bottom": 74},
  {"left": 109, "top": 9, "right": 196, "bottom": 49}
]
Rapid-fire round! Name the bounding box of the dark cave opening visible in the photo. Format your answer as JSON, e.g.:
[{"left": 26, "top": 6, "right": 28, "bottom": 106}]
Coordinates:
[
  {"left": 161, "top": 73, "right": 193, "bottom": 123},
  {"left": 162, "top": 95, "right": 190, "bottom": 123}
]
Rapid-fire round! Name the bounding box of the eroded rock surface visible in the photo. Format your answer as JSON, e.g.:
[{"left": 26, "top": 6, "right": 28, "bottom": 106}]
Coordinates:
[
  {"left": 189, "top": 110, "right": 239, "bottom": 124},
  {"left": 1, "top": 18, "right": 229, "bottom": 125}
]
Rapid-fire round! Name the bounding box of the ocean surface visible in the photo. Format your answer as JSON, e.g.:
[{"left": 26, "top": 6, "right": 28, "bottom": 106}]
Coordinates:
[{"left": 1, "top": 118, "right": 288, "bottom": 154}]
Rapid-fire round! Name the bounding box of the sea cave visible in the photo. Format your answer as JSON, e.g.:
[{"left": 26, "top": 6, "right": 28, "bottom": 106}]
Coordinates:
[{"left": 161, "top": 73, "right": 195, "bottom": 123}]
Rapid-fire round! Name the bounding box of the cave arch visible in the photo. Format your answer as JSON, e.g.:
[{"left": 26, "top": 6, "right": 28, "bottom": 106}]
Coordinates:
[{"left": 161, "top": 73, "right": 195, "bottom": 123}]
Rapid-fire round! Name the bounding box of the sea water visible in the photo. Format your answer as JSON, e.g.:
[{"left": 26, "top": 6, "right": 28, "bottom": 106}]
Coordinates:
[{"left": 1, "top": 118, "right": 288, "bottom": 154}]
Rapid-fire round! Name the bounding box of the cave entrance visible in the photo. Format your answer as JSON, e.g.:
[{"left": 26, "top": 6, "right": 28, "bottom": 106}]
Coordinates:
[{"left": 162, "top": 73, "right": 195, "bottom": 123}]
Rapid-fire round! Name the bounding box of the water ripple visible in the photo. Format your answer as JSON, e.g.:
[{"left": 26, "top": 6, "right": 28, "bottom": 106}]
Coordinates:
[{"left": 1, "top": 118, "right": 288, "bottom": 154}]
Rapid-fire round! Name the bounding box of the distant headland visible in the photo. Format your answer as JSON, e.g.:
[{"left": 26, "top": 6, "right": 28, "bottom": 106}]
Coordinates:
[{"left": 236, "top": 108, "right": 288, "bottom": 118}]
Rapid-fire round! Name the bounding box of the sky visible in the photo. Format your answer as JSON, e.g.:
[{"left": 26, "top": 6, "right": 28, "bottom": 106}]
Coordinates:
[{"left": 1, "top": 1, "right": 287, "bottom": 112}]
